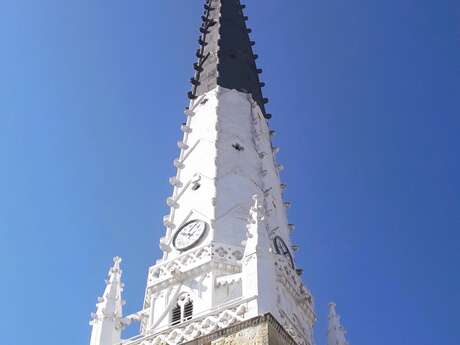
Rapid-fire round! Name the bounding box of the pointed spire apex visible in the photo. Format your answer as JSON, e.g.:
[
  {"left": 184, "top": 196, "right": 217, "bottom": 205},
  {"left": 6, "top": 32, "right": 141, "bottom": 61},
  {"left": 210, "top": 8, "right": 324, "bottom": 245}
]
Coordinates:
[
  {"left": 328, "top": 302, "right": 349, "bottom": 345},
  {"left": 112, "top": 255, "right": 121, "bottom": 272},
  {"left": 89, "top": 257, "right": 125, "bottom": 345},
  {"left": 104, "top": 256, "right": 123, "bottom": 301},
  {"left": 189, "top": 0, "right": 268, "bottom": 116}
]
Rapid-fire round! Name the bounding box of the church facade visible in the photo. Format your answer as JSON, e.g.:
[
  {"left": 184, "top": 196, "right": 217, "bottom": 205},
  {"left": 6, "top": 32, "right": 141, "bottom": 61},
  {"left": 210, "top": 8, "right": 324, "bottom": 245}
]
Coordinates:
[{"left": 88, "top": 1, "right": 350, "bottom": 345}]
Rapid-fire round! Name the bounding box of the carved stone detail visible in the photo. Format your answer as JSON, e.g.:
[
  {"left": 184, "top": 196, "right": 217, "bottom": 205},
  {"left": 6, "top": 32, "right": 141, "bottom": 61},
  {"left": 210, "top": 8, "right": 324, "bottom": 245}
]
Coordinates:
[{"left": 124, "top": 305, "right": 248, "bottom": 345}]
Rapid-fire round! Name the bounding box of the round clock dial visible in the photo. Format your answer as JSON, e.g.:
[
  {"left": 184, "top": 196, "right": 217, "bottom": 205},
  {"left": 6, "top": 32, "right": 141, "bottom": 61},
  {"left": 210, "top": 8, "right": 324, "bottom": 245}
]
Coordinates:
[
  {"left": 274, "top": 236, "right": 295, "bottom": 269},
  {"left": 173, "top": 220, "right": 208, "bottom": 251}
]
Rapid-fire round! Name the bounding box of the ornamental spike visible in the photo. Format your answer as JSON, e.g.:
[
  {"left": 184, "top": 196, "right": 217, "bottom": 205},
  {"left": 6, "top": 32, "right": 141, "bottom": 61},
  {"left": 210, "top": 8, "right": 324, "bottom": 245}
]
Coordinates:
[
  {"left": 89, "top": 257, "right": 125, "bottom": 345},
  {"left": 328, "top": 302, "right": 350, "bottom": 345}
]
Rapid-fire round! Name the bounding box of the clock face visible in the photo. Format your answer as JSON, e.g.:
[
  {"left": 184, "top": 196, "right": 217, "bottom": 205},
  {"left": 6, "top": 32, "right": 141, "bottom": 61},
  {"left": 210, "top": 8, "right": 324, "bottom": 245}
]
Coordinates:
[
  {"left": 273, "top": 236, "right": 294, "bottom": 269},
  {"left": 173, "top": 220, "right": 208, "bottom": 251}
]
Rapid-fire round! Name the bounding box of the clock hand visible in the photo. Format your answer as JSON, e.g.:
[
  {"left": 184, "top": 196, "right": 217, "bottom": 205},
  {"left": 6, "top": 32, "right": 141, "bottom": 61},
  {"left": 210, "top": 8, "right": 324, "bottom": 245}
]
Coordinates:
[
  {"left": 187, "top": 223, "right": 202, "bottom": 239},
  {"left": 190, "top": 223, "right": 199, "bottom": 234},
  {"left": 187, "top": 228, "right": 197, "bottom": 238}
]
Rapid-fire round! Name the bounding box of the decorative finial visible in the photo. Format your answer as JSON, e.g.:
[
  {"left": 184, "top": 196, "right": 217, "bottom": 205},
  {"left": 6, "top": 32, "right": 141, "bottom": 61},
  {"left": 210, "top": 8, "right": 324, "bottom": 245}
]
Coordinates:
[
  {"left": 250, "top": 194, "right": 264, "bottom": 219},
  {"left": 243, "top": 194, "right": 266, "bottom": 253},
  {"left": 328, "top": 302, "right": 349, "bottom": 345},
  {"left": 89, "top": 257, "right": 126, "bottom": 345},
  {"left": 113, "top": 256, "right": 122, "bottom": 269}
]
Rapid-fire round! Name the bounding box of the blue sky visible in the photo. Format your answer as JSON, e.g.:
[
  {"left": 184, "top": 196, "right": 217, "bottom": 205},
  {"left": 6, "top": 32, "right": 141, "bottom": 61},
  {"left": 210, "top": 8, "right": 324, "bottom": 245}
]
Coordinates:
[{"left": 0, "top": 1, "right": 458, "bottom": 344}]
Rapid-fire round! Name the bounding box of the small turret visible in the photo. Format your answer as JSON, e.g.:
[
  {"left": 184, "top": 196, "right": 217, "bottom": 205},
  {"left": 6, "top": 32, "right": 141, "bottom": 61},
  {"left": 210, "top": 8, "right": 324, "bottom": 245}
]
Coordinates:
[
  {"left": 328, "top": 303, "right": 349, "bottom": 345},
  {"left": 89, "top": 257, "right": 125, "bottom": 345}
]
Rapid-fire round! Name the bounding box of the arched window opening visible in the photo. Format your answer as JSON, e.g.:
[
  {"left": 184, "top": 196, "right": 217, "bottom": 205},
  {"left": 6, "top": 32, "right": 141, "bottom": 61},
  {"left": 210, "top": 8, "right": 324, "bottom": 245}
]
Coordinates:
[{"left": 170, "top": 294, "right": 193, "bottom": 325}]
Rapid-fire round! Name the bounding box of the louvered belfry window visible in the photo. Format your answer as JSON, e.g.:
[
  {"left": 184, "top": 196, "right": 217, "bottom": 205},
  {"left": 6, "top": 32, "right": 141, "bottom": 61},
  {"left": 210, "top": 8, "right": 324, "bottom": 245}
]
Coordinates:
[
  {"left": 171, "top": 294, "right": 193, "bottom": 325},
  {"left": 171, "top": 304, "right": 182, "bottom": 325},
  {"left": 183, "top": 300, "right": 193, "bottom": 321}
]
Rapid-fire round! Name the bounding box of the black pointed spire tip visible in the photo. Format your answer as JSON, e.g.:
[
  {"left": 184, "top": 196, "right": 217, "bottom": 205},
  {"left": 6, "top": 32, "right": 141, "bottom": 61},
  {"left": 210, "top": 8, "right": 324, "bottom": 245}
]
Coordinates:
[{"left": 187, "top": 0, "right": 269, "bottom": 116}]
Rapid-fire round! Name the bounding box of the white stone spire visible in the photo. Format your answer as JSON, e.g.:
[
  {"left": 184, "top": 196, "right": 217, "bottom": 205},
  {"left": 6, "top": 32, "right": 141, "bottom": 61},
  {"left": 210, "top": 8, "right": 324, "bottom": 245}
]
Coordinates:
[
  {"left": 89, "top": 257, "right": 125, "bottom": 345},
  {"left": 328, "top": 303, "right": 349, "bottom": 345}
]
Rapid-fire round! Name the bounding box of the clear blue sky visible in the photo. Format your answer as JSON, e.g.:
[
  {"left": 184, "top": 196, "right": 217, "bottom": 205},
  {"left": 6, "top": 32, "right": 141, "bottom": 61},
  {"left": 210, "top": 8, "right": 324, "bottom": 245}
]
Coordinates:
[{"left": 0, "top": 1, "right": 458, "bottom": 344}]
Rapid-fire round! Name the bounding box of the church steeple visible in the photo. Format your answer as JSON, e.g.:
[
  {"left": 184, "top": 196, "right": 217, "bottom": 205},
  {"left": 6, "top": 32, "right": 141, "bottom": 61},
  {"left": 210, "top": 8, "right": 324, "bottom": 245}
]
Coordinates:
[
  {"left": 189, "top": 0, "right": 269, "bottom": 117},
  {"left": 138, "top": 2, "right": 315, "bottom": 340},
  {"left": 87, "top": 2, "right": 331, "bottom": 345}
]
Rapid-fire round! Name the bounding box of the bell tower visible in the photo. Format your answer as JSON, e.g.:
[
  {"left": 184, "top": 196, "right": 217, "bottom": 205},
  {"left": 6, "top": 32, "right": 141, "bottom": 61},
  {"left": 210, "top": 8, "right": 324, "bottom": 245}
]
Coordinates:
[{"left": 88, "top": 1, "right": 350, "bottom": 345}]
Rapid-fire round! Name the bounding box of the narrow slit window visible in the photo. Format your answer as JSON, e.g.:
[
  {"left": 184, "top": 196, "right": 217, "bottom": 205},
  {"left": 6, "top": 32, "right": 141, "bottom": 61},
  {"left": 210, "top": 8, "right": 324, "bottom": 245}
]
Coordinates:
[{"left": 232, "top": 143, "right": 244, "bottom": 151}]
